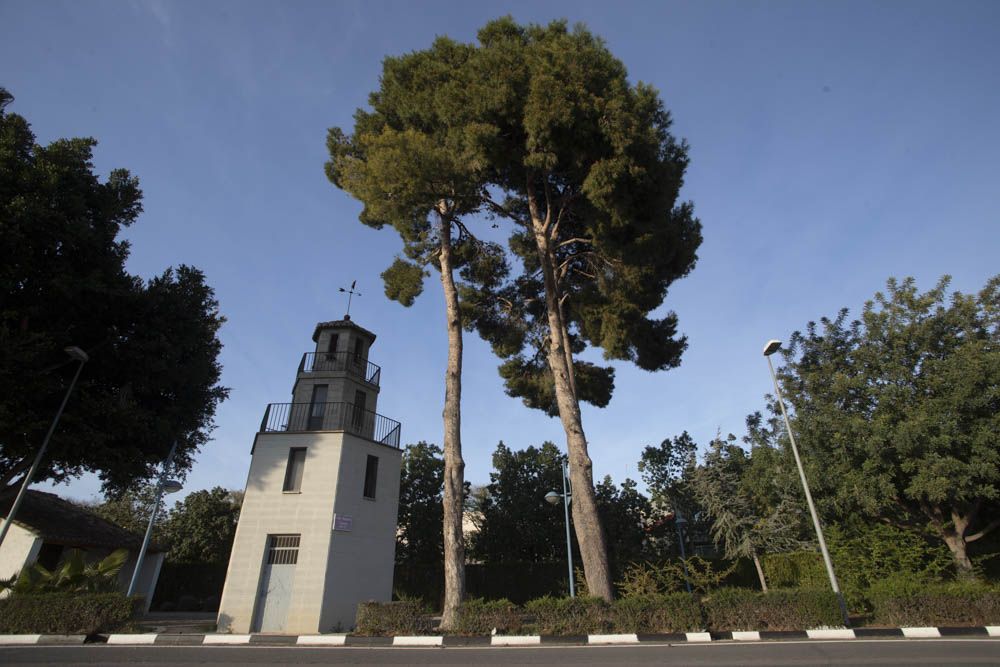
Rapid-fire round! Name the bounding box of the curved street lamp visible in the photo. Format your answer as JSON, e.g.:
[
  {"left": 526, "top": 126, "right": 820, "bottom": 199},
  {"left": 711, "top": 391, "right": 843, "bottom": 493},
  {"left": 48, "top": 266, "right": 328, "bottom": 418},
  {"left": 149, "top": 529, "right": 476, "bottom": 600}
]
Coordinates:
[
  {"left": 126, "top": 442, "right": 183, "bottom": 598},
  {"left": 544, "top": 460, "right": 575, "bottom": 597},
  {"left": 764, "top": 339, "right": 849, "bottom": 626}
]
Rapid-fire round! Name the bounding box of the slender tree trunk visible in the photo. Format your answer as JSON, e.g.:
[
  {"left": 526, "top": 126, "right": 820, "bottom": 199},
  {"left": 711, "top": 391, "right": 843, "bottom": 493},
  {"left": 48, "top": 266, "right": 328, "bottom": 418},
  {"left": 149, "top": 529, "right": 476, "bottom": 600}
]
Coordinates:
[
  {"left": 751, "top": 550, "right": 768, "bottom": 593},
  {"left": 437, "top": 210, "right": 466, "bottom": 629},
  {"left": 526, "top": 181, "right": 614, "bottom": 601}
]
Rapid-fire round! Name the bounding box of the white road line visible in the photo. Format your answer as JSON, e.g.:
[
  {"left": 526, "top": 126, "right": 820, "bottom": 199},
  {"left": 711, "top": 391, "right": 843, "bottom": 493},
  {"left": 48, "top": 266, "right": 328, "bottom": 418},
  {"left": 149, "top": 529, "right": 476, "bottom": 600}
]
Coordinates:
[
  {"left": 106, "top": 634, "right": 157, "bottom": 645},
  {"left": 392, "top": 636, "right": 443, "bottom": 646},
  {"left": 0, "top": 635, "right": 41, "bottom": 645},
  {"left": 685, "top": 632, "right": 713, "bottom": 642},
  {"left": 730, "top": 631, "right": 761, "bottom": 641}
]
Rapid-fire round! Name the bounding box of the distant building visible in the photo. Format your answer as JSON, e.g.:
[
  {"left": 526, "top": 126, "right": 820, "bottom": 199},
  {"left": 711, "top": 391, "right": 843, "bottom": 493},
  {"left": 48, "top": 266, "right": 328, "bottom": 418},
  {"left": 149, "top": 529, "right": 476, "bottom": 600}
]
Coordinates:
[
  {"left": 0, "top": 490, "right": 165, "bottom": 611},
  {"left": 217, "top": 317, "right": 402, "bottom": 634}
]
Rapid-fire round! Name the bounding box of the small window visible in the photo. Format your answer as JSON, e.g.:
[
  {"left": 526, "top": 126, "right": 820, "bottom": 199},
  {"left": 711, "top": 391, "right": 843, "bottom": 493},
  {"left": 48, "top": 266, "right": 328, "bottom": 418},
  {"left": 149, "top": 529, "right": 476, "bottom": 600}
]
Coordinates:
[
  {"left": 283, "top": 447, "right": 306, "bottom": 492},
  {"left": 353, "top": 337, "right": 364, "bottom": 359},
  {"left": 327, "top": 334, "right": 339, "bottom": 354},
  {"left": 266, "top": 534, "right": 300, "bottom": 564},
  {"left": 363, "top": 454, "right": 379, "bottom": 499}
]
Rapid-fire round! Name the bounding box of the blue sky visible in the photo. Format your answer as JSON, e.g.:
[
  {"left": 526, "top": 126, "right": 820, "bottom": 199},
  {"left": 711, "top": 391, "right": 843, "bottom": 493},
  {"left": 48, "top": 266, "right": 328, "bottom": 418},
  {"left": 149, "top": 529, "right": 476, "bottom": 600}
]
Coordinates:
[{"left": 3, "top": 0, "right": 998, "bottom": 502}]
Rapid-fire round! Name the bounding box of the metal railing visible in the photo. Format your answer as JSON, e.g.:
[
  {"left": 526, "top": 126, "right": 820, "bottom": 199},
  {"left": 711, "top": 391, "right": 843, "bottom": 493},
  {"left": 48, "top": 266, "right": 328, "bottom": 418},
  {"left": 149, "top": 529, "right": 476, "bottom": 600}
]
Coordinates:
[
  {"left": 298, "top": 352, "right": 381, "bottom": 386},
  {"left": 259, "top": 402, "right": 401, "bottom": 449}
]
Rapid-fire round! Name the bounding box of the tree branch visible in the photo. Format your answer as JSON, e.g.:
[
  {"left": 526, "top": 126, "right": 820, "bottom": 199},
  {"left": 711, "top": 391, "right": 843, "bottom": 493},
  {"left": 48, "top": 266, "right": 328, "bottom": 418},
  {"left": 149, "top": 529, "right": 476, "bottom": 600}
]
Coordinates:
[{"left": 966, "top": 517, "right": 1000, "bottom": 543}]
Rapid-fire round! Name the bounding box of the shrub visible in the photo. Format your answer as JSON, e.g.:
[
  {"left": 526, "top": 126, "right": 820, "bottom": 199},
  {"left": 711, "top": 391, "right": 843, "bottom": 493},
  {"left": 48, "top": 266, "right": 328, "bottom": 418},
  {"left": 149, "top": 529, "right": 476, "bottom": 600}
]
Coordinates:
[
  {"left": 354, "top": 600, "right": 433, "bottom": 636},
  {"left": 611, "top": 594, "right": 702, "bottom": 633},
  {"left": 760, "top": 552, "right": 828, "bottom": 590},
  {"left": 525, "top": 596, "right": 611, "bottom": 635},
  {"left": 868, "top": 579, "right": 1000, "bottom": 627},
  {"left": 453, "top": 598, "right": 523, "bottom": 635},
  {"left": 702, "top": 588, "right": 842, "bottom": 631},
  {"left": 0, "top": 593, "right": 138, "bottom": 634},
  {"left": 616, "top": 558, "right": 739, "bottom": 597}
]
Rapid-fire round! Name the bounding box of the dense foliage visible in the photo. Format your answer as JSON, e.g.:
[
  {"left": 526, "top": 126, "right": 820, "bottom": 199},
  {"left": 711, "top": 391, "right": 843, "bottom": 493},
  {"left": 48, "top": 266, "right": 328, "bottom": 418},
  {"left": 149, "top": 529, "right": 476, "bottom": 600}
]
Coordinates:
[
  {"left": 396, "top": 442, "right": 445, "bottom": 566},
  {"left": 775, "top": 275, "right": 1000, "bottom": 575},
  {"left": 0, "top": 592, "right": 136, "bottom": 634},
  {"left": 0, "top": 88, "right": 227, "bottom": 495}
]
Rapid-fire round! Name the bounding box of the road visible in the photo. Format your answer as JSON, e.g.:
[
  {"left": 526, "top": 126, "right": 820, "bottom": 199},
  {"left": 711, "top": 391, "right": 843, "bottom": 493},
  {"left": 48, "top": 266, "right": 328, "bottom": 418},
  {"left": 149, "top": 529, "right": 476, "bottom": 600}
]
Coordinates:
[{"left": 1, "top": 640, "right": 998, "bottom": 666}]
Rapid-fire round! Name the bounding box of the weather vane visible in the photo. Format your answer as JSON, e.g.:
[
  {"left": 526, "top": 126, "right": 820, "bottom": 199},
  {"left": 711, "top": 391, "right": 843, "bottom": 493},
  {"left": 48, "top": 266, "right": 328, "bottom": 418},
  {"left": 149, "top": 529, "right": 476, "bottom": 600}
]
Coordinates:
[{"left": 338, "top": 280, "right": 361, "bottom": 319}]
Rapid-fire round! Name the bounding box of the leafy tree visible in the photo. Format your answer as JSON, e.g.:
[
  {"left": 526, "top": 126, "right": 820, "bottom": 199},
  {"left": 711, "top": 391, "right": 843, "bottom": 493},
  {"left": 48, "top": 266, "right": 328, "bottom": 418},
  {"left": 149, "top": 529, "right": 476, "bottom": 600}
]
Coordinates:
[
  {"left": 689, "top": 431, "right": 806, "bottom": 591},
  {"left": 470, "top": 441, "right": 574, "bottom": 564},
  {"left": 0, "top": 88, "right": 228, "bottom": 496},
  {"left": 160, "top": 487, "right": 242, "bottom": 564},
  {"left": 86, "top": 483, "right": 166, "bottom": 542},
  {"left": 776, "top": 275, "right": 1000, "bottom": 577},
  {"left": 594, "top": 475, "right": 660, "bottom": 568},
  {"left": 326, "top": 37, "right": 507, "bottom": 628},
  {"left": 396, "top": 442, "right": 444, "bottom": 566},
  {"left": 460, "top": 18, "right": 703, "bottom": 599}
]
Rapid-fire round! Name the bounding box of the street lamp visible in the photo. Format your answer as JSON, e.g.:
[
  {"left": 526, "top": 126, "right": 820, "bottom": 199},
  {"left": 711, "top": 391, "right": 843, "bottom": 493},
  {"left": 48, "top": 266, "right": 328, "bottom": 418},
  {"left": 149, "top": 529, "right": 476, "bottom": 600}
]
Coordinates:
[
  {"left": 764, "top": 339, "right": 849, "bottom": 626},
  {"left": 544, "top": 460, "right": 575, "bottom": 598},
  {"left": 126, "top": 441, "right": 183, "bottom": 597},
  {"left": 668, "top": 510, "right": 693, "bottom": 595},
  {"left": 0, "top": 346, "right": 89, "bottom": 549}
]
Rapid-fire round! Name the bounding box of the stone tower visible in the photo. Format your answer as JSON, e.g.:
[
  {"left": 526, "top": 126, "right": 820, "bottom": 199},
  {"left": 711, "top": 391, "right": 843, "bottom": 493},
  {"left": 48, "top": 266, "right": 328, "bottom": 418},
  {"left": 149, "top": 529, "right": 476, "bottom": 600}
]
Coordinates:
[{"left": 217, "top": 317, "right": 402, "bottom": 634}]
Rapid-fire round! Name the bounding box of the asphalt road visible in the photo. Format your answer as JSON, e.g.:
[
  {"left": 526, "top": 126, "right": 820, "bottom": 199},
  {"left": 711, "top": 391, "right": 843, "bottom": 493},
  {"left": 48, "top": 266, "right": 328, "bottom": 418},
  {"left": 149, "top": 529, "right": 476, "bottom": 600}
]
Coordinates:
[{"left": 2, "top": 640, "right": 999, "bottom": 666}]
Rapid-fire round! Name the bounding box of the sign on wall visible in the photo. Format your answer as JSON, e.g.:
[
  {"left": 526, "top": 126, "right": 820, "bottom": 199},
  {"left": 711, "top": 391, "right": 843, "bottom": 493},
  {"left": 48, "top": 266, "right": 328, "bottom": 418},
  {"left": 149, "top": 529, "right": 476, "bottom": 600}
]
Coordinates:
[{"left": 333, "top": 514, "right": 353, "bottom": 532}]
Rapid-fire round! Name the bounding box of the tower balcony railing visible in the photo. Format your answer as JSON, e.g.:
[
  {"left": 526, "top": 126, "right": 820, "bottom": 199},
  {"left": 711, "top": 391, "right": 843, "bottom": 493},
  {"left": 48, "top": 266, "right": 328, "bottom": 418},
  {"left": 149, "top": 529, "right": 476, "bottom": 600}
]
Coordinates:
[
  {"left": 259, "top": 401, "right": 401, "bottom": 449},
  {"left": 298, "top": 351, "right": 381, "bottom": 386}
]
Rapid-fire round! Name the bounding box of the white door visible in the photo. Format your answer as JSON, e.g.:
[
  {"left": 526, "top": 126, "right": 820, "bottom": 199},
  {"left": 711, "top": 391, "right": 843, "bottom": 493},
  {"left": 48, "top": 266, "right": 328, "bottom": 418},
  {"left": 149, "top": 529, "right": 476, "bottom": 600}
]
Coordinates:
[{"left": 253, "top": 535, "right": 299, "bottom": 632}]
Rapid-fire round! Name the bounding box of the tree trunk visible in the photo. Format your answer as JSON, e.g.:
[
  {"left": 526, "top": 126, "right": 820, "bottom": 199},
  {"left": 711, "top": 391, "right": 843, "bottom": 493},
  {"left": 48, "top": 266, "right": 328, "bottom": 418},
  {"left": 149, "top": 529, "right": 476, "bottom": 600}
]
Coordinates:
[
  {"left": 940, "top": 511, "right": 976, "bottom": 580},
  {"left": 526, "top": 182, "right": 614, "bottom": 601},
  {"left": 751, "top": 550, "right": 768, "bottom": 593},
  {"left": 437, "top": 211, "right": 466, "bottom": 629}
]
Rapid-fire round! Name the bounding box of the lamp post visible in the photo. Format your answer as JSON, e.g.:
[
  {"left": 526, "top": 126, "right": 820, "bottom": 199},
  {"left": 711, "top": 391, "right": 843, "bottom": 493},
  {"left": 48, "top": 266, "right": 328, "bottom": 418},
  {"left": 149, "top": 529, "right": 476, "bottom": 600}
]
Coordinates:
[
  {"left": 126, "top": 441, "right": 183, "bottom": 597},
  {"left": 544, "top": 460, "right": 575, "bottom": 597},
  {"left": 671, "top": 510, "right": 693, "bottom": 595},
  {"left": 0, "top": 346, "right": 89, "bottom": 549},
  {"left": 764, "top": 339, "right": 849, "bottom": 626}
]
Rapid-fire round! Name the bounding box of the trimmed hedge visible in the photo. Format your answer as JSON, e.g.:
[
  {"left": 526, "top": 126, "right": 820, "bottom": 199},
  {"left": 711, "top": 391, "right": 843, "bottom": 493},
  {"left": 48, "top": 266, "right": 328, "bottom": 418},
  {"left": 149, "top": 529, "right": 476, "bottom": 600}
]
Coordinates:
[
  {"left": 868, "top": 580, "right": 1000, "bottom": 627},
  {"left": 0, "top": 593, "right": 138, "bottom": 634},
  {"left": 702, "top": 588, "right": 842, "bottom": 631},
  {"left": 355, "top": 601, "right": 434, "bottom": 636},
  {"left": 525, "top": 596, "right": 611, "bottom": 635},
  {"left": 454, "top": 598, "right": 523, "bottom": 635},
  {"left": 611, "top": 594, "right": 703, "bottom": 633}
]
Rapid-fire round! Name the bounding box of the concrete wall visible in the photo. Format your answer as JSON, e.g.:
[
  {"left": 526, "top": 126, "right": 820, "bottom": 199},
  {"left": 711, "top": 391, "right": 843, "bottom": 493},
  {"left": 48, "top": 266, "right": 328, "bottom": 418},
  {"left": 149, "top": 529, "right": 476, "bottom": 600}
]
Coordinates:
[
  {"left": 118, "top": 550, "right": 166, "bottom": 613},
  {"left": 319, "top": 434, "right": 401, "bottom": 631},
  {"left": 218, "top": 430, "right": 401, "bottom": 634},
  {"left": 0, "top": 523, "right": 41, "bottom": 580},
  {"left": 218, "top": 431, "right": 343, "bottom": 634}
]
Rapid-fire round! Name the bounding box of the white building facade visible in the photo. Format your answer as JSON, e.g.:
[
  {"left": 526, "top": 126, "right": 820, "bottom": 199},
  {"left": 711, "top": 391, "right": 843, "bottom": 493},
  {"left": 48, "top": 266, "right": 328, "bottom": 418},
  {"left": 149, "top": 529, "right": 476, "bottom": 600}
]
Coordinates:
[{"left": 217, "top": 318, "right": 402, "bottom": 634}]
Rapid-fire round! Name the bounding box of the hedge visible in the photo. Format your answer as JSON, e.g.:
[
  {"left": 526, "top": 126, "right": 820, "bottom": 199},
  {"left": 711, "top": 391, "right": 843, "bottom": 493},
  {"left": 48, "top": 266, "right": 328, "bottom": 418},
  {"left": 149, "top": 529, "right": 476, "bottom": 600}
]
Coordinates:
[
  {"left": 610, "top": 594, "right": 703, "bottom": 633},
  {"left": 868, "top": 580, "right": 1000, "bottom": 627},
  {"left": 454, "top": 598, "right": 524, "bottom": 635},
  {"left": 702, "top": 588, "right": 842, "bottom": 631},
  {"left": 0, "top": 593, "right": 138, "bottom": 634},
  {"left": 354, "top": 600, "right": 434, "bottom": 636}
]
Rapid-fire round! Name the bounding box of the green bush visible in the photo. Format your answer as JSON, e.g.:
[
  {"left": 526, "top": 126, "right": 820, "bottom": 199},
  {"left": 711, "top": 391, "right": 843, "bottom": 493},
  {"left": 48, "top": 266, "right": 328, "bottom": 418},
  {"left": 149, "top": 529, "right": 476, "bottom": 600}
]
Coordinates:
[
  {"left": 453, "top": 598, "right": 523, "bottom": 635},
  {"left": 611, "top": 594, "right": 702, "bottom": 633},
  {"left": 868, "top": 579, "right": 1000, "bottom": 627},
  {"left": 702, "top": 588, "right": 842, "bottom": 631},
  {"left": 760, "top": 552, "right": 828, "bottom": 590},
  {"left": 354, "top": 600, "right": 434, "bottom": 636},
  {"left": 0, "top": 593, "right": 138, "bottom": 634},
  {"left": 525, "top": 596, "right": 611, "bottom": 635}
]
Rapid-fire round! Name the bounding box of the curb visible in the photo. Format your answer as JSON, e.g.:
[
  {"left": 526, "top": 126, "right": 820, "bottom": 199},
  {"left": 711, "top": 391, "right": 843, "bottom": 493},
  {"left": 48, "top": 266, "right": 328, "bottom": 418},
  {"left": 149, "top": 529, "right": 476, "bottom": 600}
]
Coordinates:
[{"left": 2, "top": 626, "right": 998, "bottom": 646}]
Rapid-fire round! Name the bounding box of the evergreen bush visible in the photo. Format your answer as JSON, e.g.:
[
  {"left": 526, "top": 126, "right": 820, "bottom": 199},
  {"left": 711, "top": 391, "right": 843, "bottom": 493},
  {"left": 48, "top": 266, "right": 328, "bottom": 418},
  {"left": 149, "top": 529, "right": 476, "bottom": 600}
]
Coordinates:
[
  {"left": 0, "top": 593, "right": 137, "bottom": 634},
  {"left": 611, "top": 594, "right": 702, "bottom": 633},
  {"left": 702, "top": 588, "right": 842, "bottom": 631},
  {"left": 868, "top": 579, "right": 1000, "bottom": 627},
  {"left": 354, "top": 600, "right": 433, "bottom": 636},
  {"left": 524, "top": 596, "right": 611, "bottom": 635},
  {"left": 453, "top": 598, "right": 523, "bottom": 635}
]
